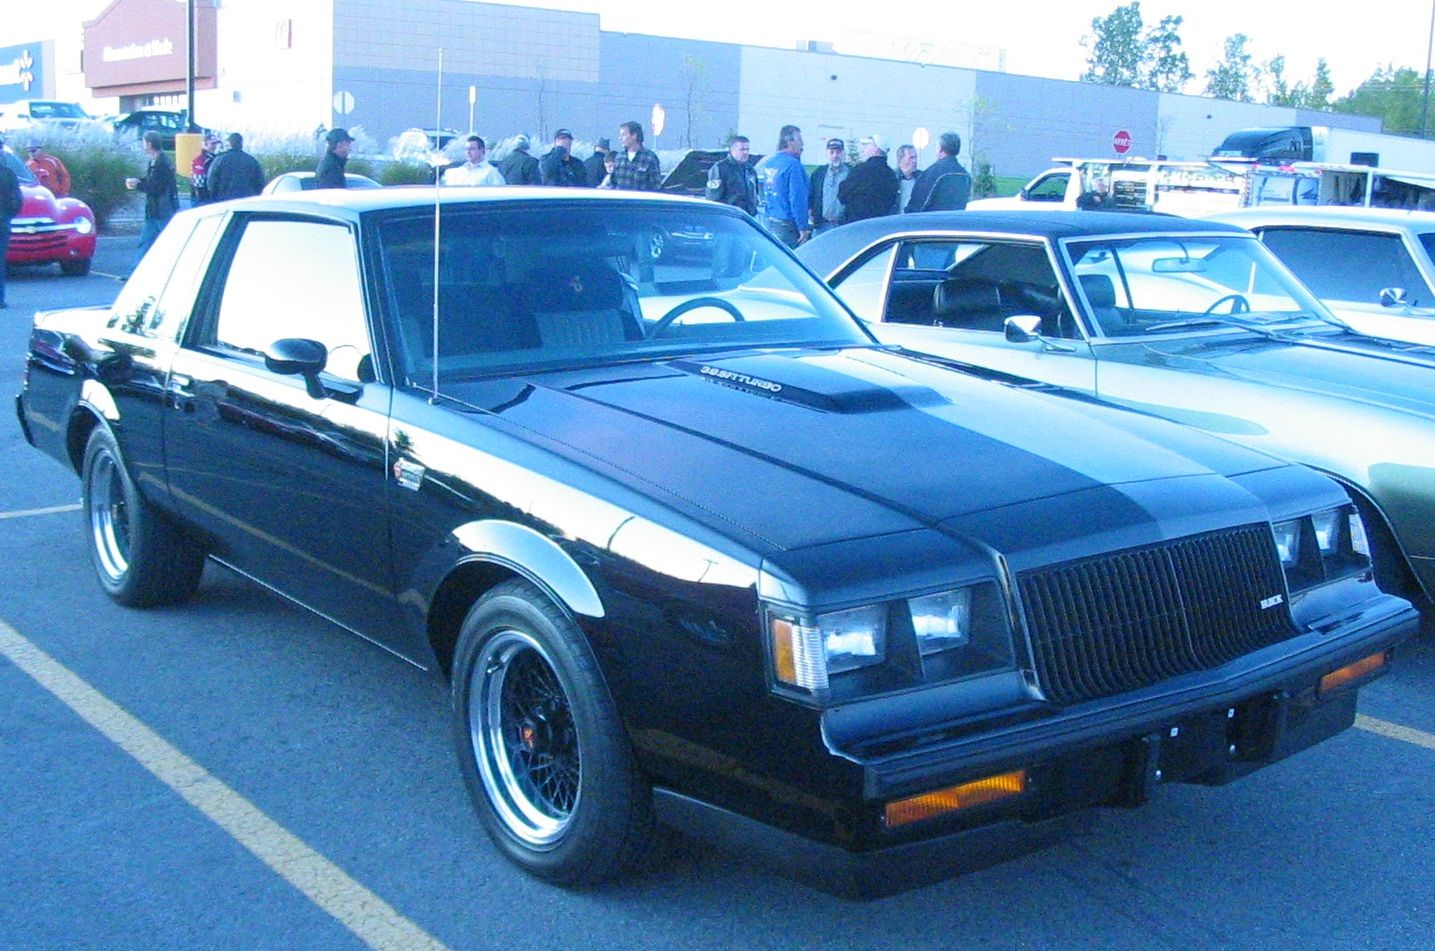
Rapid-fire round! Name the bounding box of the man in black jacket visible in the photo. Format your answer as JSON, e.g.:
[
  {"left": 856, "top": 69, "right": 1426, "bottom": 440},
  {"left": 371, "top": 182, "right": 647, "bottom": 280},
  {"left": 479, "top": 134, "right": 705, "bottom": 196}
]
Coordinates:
[
  {"left": 704, "top": 135, "right": 759, "bottom": 214},
  {"left": 125, "top": 131, "right": 178, "bottom": 261},
  {"left": 583, "top": 137, "right": 609, "bottom": 187},
  {"left": 906, "top": 131, "right": 971, "bottom": 212},
  {"left": 0, "top": 136, "right": 23, "bottom": 309},
  {"left": 498, "top": 135, "right": 540, "bottom": 186},
  {"left": 539, "top": 129, "right": 586, "bottom": 186},
  {"left": 316, "top": 128, "right": 353, "bottom": 189},
  {"left": 838, "top": 134, "right": 898, "bottom": 224},
  {"left": 208, "top": 133, "right": 266, "bottom": 200}
]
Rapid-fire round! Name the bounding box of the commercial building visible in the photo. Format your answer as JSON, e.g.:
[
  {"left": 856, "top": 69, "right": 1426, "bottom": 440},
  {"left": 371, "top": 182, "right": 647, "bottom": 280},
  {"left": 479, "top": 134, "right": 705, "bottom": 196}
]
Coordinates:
[{"left": 1, "top": 0, "right": 1381, "bottom": 176}]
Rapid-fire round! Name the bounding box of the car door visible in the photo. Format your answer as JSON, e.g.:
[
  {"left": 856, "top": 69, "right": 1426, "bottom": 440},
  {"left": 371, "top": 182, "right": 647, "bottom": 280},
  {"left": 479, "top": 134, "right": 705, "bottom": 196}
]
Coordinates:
[
  {"left": 829, "top": 236, "right": 1099, "bottom": 392},
  {"left": 164, "top": 213, "right": 398, "bottom": 636}
]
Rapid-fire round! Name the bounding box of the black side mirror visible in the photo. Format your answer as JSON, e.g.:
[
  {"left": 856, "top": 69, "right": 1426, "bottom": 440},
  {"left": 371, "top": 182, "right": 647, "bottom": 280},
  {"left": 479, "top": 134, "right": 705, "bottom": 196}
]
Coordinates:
[{"left": 265, "top": 337, "right": 329, "bottom": 399}]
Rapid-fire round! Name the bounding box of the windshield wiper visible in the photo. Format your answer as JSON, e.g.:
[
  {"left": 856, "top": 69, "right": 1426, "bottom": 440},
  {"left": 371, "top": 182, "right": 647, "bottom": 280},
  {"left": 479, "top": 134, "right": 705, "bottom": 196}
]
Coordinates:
[{"left": 1142, "top": 314, "right": 1288, "bottom": 339}]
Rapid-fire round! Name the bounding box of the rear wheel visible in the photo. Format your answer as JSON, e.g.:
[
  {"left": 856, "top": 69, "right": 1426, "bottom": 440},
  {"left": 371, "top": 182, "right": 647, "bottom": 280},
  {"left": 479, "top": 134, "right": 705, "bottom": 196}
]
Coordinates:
[
  {"left": 451, "top": 579, "right": 661, "bottom": 885},
  {"left": 82, "top": 427, "right": 205, "bottom": 606},
  {"left": 61, "top": 258, "right": 92, "bottom": 277}
]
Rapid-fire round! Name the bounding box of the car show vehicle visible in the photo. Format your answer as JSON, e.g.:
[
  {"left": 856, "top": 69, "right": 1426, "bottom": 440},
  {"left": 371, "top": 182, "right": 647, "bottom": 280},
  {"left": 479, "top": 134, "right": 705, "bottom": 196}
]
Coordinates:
[
  {"left": 966, "top": 157, "right": 1246, "bottom": 216},
  {"left": 1210, "top": 206, "right": 1435, "bottom": 346},
  {"left": 108, "top": 108, "right": 200, "bottom": 151},
  {"left": 260, "top": 170, "right": 382, "bottom": 194},
  {"left": 0, "top": 99, "right": 108, "bottom": 138},
  {"left": 798, "top": 210, "right": 1435, "bottom": 627},
  {"left": 17, "top": 191, "right": 1414, "bottom": 896},
  {"left": 2, "top": 148, "right": 97, "bottom": 276}
]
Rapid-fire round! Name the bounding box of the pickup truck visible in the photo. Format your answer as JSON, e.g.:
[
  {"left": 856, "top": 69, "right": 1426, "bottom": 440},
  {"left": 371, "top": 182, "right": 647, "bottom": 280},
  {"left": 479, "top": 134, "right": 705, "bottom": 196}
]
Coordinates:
[{"left": 968, "top": 158, "right": 1245, "bottom": 216}]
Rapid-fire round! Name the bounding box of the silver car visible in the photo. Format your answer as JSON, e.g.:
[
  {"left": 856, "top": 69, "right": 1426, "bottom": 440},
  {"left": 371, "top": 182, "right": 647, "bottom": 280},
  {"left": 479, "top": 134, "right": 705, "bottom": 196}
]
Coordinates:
[
  {"left": 797, "top": 210, "right": 1435, "bottom": 627},
  {"left": 1210, "top": 205, "right": 1435, "bottom": 346}
]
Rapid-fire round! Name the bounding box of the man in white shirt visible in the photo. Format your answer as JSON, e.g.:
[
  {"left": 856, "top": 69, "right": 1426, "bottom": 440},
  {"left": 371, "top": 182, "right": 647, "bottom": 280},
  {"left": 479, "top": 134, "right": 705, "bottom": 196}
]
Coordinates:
[{"left": 443, "top": 136, "right": 506, "bottom": 186}]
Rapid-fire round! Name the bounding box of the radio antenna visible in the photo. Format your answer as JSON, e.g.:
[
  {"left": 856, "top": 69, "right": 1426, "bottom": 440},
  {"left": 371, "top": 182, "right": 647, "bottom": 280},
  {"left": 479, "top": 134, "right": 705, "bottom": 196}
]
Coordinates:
[{"left": 430, "top": 47, "right": 444, "bottom": 402}]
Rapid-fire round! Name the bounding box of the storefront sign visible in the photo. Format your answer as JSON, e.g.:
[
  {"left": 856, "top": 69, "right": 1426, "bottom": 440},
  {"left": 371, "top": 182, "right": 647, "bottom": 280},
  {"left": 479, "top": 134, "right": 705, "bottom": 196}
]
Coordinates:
[
  {"left": 83, "top": 0, "right": 217, "bottom": 95},
  {"left": 0, "top": 43, "right": 43, "bottom": 103}
]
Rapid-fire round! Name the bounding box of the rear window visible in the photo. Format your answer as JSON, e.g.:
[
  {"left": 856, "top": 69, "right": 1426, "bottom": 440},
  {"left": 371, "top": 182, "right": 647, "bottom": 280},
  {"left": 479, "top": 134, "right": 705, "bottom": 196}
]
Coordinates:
[{"left": 1259, "top": 227, "right": 1432, "bottom": 306}]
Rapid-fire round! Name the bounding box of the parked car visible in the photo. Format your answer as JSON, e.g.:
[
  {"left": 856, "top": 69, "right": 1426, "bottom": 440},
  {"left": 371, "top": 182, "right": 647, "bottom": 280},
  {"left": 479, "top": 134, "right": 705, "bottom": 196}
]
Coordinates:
[
  {"left": 0, "top": 99, "right": 108, "bottom": 138},
  {"left": 108, "top": 108, "right": 205, "bottom": 151},
  {"left": 1209, "top": 206, "right": 1435, "bottom": 346},
  {"left": 18, "top": 192, "right": 1414, "bottom": 896},
  {"left": 261, "top": 171, "right": 382, "bottom": 194},
  {"left": 797, "top": 209, "right": 1435, "bottom": 627},
  {"left": 2, "top": 147, "right": 97, "bottom": 276}
]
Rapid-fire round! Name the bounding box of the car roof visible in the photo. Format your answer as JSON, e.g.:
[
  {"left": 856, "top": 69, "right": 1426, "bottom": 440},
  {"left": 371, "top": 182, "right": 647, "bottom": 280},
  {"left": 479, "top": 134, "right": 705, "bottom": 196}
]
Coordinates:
[
  {"left": 190, "top": 186, "right": 736, "bottom": 219},
  {"left": 1211, "top": 205, "right": 1435, "bottom": 231},
  {"left": 796, "top": 209, "right": 1251, "bottom": 274}
]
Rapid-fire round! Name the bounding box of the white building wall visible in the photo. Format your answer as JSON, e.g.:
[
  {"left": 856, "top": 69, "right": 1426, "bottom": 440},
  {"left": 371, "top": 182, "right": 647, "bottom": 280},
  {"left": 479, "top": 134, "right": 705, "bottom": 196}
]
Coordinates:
[
  {"left": 1154, "top": 95, "right": 1300, "bottom": 159},
  {"left": 203, "top": 1, "right": 336, "bottom": 144},
  {"left": 738, "top": 47, "right": 977, "bottom": 167}
]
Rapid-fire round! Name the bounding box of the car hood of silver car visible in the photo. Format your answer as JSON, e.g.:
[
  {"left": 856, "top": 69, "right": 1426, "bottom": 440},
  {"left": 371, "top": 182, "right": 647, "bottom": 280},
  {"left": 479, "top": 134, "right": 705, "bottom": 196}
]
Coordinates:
[{"left": 445, "top": 345, "right": 1318, "bottom": 555}]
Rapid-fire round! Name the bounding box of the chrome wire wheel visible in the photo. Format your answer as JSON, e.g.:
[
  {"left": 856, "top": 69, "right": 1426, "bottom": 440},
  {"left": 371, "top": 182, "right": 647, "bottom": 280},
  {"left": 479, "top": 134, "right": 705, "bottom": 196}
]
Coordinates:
[
  {"left": 469, "top": 629, "right": 581, "bottom": 847},
  {"left": 87, "top": 449, "right": 131, "bottom": 584}
]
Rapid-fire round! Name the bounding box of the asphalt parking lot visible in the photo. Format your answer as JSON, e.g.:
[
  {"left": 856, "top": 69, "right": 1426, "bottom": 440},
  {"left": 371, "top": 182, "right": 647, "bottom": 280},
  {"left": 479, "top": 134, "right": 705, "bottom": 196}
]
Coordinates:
[{"left": 3, "top": 234, "right": 1434, "bottom": 950}]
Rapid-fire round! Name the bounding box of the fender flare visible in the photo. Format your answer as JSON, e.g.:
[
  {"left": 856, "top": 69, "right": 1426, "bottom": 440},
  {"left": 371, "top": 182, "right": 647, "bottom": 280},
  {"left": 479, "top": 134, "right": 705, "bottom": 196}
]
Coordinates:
[{"left": 449, "top": 520, "right": 605, "bottom": 619}]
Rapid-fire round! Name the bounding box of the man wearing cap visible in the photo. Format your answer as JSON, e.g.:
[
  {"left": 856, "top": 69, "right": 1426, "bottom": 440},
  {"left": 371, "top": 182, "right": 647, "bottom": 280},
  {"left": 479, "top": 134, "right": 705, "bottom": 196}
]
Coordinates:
[
  {"left": 539, "top": 129, "right": 586, "bottom": 187},
  {"left": 208, "top": 132, "right": 266, "bottom": 200},
  {"left": 443, "top": 136, "right": 505, "bottom": 186},
  {"left": 704, "top": 135, "right": 759, "bottom": 214},
  {"left": 807, "top": 138, "right": 849, "bottom": 234},
  {"left": 755, "top": 124, "right": 808, "bottom": 248},
  {"left": 583, "top": 137, "right": 609, "bottom": 187},
  {"left": 839, "top": 134, "right": 899, "bottom": 224},
  {"left": 498, "top": 135, "right": 540, "bottom": 186},
  {"left": 316, "top": 128, "right": 354, "bottom": 189},
  {"left": 189, "top": 132, "right": 221, "bottom": 205},
  {"left": 25, "top": 141, "right": 71, "bottom": 198}
]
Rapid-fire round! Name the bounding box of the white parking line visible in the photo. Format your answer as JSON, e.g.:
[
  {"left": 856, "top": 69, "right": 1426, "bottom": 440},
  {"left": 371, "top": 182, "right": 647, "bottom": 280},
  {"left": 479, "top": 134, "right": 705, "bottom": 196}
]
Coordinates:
[
  {"left": 0, "top": 503, "right": 81, "bottom": 520},
  {"left": 1356, "top": 713, "right": 1435, "bottom": 752},
  {"left": 0, "top": 619, "right": 452, "bottom": 951}
]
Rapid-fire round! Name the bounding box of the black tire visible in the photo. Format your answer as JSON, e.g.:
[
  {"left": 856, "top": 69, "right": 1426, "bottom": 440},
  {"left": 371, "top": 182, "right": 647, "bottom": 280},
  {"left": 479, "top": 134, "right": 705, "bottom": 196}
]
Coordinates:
[
  {"left": 81, "top": 426, "right": 205, "bottom": 607},
  {"left": 451, "top": 579, "right": 661, "bottom": 885},
  {"left": 61, "top": 258, "right": 92, "bottom": 277}
]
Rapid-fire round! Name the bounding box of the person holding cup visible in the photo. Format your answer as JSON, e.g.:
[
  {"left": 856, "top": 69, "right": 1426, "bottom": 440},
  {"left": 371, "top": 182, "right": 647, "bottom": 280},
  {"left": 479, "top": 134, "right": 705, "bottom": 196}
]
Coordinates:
[{"left": 128, "top": 131, "right": 178, "bottom": 262}]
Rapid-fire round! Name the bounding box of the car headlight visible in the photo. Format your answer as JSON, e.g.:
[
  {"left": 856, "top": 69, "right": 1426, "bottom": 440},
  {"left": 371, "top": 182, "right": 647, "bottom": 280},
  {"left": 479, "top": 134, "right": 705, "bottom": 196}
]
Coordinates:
[
  {"left": 1274, "top": 505, "right": 1371, "bottom": 594},
  {"left": 768, "top": 582, "right": 1013, "bottom": 703},
  {"left": 75, "top": 216, "right": 94, "bottom": 235}
]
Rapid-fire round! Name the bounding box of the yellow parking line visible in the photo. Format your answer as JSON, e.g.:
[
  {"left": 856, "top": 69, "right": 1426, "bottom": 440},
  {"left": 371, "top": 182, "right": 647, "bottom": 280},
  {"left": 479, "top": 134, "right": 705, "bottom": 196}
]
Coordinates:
[
  {"left": 0, "top": 503, "right": 81, "bottom": 520},
  {"left": 0, "top": 619, "right": 451, "bottom": 951},
  {"left": 1355, "top": 713, "right": 1435, "bottom": 752}
]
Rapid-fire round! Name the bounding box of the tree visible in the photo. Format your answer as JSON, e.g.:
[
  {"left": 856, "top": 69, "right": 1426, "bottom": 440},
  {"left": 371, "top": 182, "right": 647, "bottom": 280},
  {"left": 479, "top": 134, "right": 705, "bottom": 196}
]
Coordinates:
[
  {"left": 1264, "top": 56, "right": 1334, "bottom": 109},
  {"left": 1334, "top": 66, "right": 1427, "bottom": 135},
  {"left": 678, "top": 55, "right": 707, "bottom": 148},
  {"left": 1142, "top": 15, "right": 1193, "bottom": 93},
  {"left": 1081, "top": 4, "right": 1192, "bottom": 92},
  {"left": 1205, "top": 34, "right": 1256, "bottom": 102},
  {"left": 1081, "top": 2, "right": 1143, "bottom": 87}
]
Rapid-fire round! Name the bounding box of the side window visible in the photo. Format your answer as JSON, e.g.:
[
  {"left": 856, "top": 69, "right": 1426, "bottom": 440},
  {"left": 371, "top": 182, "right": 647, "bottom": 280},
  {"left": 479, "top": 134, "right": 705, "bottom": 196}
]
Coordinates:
[
  {"left": 109, "top": 216, "right": 198, "bottom": 336},
  {"left": 1260, "top": 228, "right": 1429, "bottom": 305},
  {"left": 831, "top": 245, "right": 897, "bottom": 322},
  {"left": 147, "top": 213, "right": 224, "bottom": 341},
  {"left": 1025, "top": 173, "right": 1069, "bottom": 202},
  {"left": 210, "top": 219, "right": 371, "bottom": 382}
]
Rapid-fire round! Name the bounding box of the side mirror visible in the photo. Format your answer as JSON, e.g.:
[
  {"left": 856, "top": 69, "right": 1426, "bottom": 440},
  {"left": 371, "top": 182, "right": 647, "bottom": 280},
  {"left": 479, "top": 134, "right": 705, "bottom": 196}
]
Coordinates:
[
  {"left": 265, "top": 337, "right": 329, "bottom": 399},
  {"left": 1004, "top": 314, "right": 1042, "bottom": 343},
  {"left": 1379, "top": 287, "right": 1408, "bottom": 307}
]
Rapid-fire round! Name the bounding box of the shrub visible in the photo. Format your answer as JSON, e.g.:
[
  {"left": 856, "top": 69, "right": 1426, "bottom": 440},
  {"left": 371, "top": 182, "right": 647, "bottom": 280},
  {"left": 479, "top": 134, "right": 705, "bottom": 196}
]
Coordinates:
[
  {"left": 44, "top": 139, "right": 142, "bottom": 230},
  {"left": 378, "top": 160, "right": 435, "bottom": 186},
  {"left": 973, "top": 161, "right": 999, "bottom": 199}
]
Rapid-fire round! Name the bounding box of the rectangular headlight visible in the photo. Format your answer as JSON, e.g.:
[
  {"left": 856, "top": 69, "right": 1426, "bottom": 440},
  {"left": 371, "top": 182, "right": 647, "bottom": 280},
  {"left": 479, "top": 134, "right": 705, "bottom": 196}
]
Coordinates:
[
  {"left": 770, "top": 605, "right": 886, "bottom": 693},
  {"left": 1272, "top": 519, "right": 1302, "bottom": 568},
  {"left": 1311, "top": 509, "right": 1341, "bottom": 554},
  {"left": 910, "top": 588, "right": 972, "bottom": 655}
]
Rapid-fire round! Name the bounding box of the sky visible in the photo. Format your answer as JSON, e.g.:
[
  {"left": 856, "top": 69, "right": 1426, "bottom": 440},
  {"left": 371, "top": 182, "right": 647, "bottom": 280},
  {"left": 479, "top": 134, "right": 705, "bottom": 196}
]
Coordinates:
[{"left": 492, "top": 0, "right": 1433, "bottom": 97}]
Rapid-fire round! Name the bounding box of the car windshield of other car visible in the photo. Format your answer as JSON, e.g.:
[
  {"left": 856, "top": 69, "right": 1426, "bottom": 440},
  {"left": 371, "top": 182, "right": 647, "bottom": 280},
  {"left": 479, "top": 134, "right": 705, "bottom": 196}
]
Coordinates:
[
  {"left": 376, "top": 204, "right": 870, "bottom": 385},
  {"left": 1256, "top": 227, "right": 1433, "bottom": 307},
  {"left": 3, "top": 149, "right": 37, "bottom": 185},
  {"left": 1063, "top": 234, "right": 1336, "bottom": 337},
  {"left": 29, "top": 101, "right": 88, "bottom": 119}
]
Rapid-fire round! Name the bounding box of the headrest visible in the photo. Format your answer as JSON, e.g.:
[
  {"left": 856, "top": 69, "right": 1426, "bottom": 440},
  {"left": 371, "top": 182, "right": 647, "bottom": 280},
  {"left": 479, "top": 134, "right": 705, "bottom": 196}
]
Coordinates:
[
  {"left": 934, "top": 278, "right": 1001, "bottom": 317},
  {"left": 526, "top": 261, "right": 625, "bottom": 311},
  {"left": 1079, "top": 274, "right": 1117, "bottom": 308}
]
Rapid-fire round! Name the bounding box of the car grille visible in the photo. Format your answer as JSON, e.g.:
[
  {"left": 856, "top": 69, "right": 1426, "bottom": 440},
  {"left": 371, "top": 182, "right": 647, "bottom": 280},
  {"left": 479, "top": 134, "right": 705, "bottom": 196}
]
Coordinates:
[
  {"left": 10, "top": 231, "right": 71, "bottom": 253},
  {"left": 1017, "top": 525, "right": 1295, "bottom": 706}
]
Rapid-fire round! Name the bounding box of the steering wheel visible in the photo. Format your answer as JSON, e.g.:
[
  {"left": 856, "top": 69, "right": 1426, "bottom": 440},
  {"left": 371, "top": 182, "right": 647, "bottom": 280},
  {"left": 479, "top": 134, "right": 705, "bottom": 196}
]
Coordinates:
[
  {"left": 649, "top": 296, "right": 745, "bottom": 337},
  {"left": 1202, "top": 293, "right": 1250, "bottom": 316}
]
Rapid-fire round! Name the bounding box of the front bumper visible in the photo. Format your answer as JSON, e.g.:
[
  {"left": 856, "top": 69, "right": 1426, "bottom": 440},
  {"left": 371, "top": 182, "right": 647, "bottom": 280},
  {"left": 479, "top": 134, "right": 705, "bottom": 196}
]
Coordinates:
[{"left": 655, "top": 592, "right": 1416, "bottom": 898}]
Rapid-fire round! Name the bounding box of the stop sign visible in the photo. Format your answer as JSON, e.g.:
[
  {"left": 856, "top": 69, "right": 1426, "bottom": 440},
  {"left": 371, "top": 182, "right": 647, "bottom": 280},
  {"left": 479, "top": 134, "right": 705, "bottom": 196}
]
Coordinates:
[{"left": 1113, "top": 129, "right": 1132, "bottom": 155}]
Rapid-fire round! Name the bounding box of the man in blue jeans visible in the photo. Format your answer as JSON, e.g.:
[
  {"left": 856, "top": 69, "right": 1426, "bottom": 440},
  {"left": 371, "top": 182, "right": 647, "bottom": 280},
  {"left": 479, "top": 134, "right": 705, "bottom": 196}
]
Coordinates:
[
  {"left": 756, "top": 125, "right": 809, "bottom": 248},
  {"left": 125, "top": 131, "right": 178, "bottom": 263}
]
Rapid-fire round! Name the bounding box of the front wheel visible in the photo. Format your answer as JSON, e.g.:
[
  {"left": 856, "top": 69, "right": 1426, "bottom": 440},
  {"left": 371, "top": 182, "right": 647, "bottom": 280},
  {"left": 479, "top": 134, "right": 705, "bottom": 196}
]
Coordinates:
[
  {"left": 451, "top": 579, "right": 661, "bottom": 885},
  {"left": 82, "top": 426, "right": 205, "bottom": 606}
]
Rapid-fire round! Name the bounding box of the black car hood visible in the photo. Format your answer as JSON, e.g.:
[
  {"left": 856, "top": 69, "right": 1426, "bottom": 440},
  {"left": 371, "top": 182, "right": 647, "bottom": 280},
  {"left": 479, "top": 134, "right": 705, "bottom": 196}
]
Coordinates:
[{"left": 450, "top": 347, "right": 1290, "bottom": 552}]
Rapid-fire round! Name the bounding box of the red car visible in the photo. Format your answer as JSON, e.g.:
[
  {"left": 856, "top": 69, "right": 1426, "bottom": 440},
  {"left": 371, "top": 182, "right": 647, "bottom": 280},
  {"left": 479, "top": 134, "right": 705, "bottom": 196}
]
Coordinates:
[{"left": 5, "top": 151, "right": 96, "bottom": 276}]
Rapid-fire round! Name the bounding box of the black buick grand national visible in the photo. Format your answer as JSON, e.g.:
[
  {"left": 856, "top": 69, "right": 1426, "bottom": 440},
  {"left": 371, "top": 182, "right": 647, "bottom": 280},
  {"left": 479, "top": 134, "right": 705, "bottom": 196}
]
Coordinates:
[{"left": 16, "top": 189, "right": 1416, "bottom": 896}]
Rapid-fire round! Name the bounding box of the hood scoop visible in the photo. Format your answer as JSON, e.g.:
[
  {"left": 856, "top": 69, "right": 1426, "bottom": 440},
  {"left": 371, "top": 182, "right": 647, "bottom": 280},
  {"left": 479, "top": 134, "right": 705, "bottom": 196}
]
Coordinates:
[{"left": 670, "top": 354, "right": 950, "bottom": 415}]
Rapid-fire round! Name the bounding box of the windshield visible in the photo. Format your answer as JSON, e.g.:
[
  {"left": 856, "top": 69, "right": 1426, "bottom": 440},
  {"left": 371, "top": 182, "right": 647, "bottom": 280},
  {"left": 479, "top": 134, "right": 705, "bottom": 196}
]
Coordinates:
[
  {"left": 29, "top": 101, "right": 89, "bottom": 119},
  {"left": 1063, "top": 233, "right": 1340, "bottom": 338},
  {"left": 376, "top": 202, "right": 871, "bottom": 385}
]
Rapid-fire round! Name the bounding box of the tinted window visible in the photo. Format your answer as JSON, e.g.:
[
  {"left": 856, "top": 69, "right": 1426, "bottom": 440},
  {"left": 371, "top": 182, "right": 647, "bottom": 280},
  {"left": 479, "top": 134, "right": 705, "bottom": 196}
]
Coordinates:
[
  {"left": 109, "top": 217, "right": 198, "bottom": 335},
  {"left": 1260, "top": 228, "right": 1430, "bottom": 305},
  {"left": 149, "top": 214, "right": 224, "bottom": 341},
  {"left": 376, "top": 204, "right": 867, "bottom": 386},
  {"left": 1025, "top": 172, "right": 1069, "bottom": 202},
  {"left": 211, "top": 219, "right": 371, "bottom": 382}
]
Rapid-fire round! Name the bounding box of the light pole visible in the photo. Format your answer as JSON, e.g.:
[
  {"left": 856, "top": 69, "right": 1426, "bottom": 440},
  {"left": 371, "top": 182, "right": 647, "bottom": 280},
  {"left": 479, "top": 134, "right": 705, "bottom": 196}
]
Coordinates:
[
  {"left": 185, "top": 0, "right": 195, "bottom": 130},
  {"left": 1423, "top": 0, "right": 1435, "bottom": 137}
]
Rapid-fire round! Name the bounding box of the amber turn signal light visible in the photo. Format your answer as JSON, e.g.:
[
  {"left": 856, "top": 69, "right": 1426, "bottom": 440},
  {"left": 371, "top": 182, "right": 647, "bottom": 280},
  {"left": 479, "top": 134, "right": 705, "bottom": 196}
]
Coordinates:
[
  {"left": 1319, "top": 651, "right": 1388, "bottom": 694},
  {"left": 884, "top": 770, "right": 1027, "bottom": 828}
]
